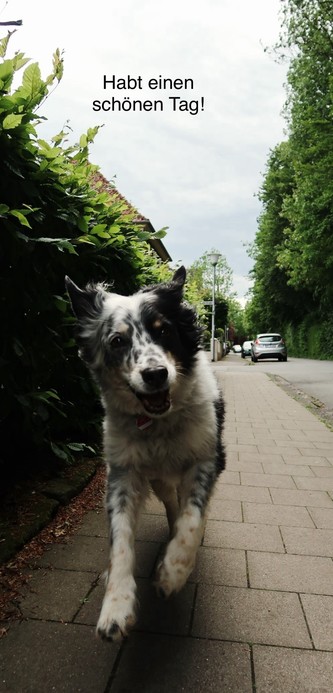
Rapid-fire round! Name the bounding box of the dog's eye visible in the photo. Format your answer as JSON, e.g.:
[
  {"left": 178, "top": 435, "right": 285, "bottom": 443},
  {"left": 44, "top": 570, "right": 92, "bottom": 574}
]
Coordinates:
[
  {"left": 153, "top": 322, "right": 171, "bottom": 338},
  {"left": 109, "top": 334, "right": 127, "bottom": 349},
  {"left": 160, "top": 325, "right": 171, "bottom": 337}
]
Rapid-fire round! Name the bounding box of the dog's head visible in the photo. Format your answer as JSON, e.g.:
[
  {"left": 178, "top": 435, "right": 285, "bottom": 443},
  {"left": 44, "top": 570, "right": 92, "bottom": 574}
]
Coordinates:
[{"left": 65, "top": 267, "right": 202, "bottom": 417}]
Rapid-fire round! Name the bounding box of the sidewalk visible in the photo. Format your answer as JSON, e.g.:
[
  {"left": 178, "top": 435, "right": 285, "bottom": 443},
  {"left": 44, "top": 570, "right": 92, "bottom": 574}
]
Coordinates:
[{"left": 1, "top": 367, "right": 333, "bottom": 692}]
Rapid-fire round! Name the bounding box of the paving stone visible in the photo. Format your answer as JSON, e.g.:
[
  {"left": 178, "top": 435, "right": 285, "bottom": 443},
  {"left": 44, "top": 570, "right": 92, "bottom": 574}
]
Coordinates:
[
  {"left": 281, "top": 526, "right": 333, "bottom": 557},
  {"left": 110, "top": 633, "right": 252, "bottom": 693},
  {"left": 262, "top": 461, "right": 314, "bottom": 477},
  {"left": 226, "top": 457, "right": 264, "bottom": 473},
  {"left": 286, "top": 430, "right": 311, "bottom": 441},
  {"left": 270, "top": 488, "right": 333, "bottom": 508},
  {"left": 299, "top": 447, "right": 333, "bottom": 457},
  {"left": 311, "top": 466, "right": 333, "bottom": 477},
  {"left": 212, "top": 483, "right": 272, "bottom": 503},
  {"left": 143, "top": 494, "right": 165, "bottom": 515},
  {"left": 74, "top": 575, "right": 104, "bottom": 625},
  {"left": 294, "top": 476, "right": 333, "bottom": 492},
  {"left": 240, "top": 472, "right": 296, "bottom": 488},
  {"left": 256, "top": 431, "right": 292, "bottom": 442},
  {"left": 242, "top": 502, "right": 315, "bottom": 527},
  {"left": 227, "top": 443, "right": 259, "bottom": 453},
  {"left": 248, "top": 551, "right": 333, "bottom": 594},
  {"left": 259, "top": 442, "right": 316, "bottom": 455},
  {"left": 253, "top": 645, "right": 333, "bottom": 693},
  {"left": 134, "top": 579, "right": 196, "bottom": 636},
  {"left": 134, "top": 540, "right": 161, "bottom": 578},
  {"left": 225, "top": 450, "right": 238, "bottom": 464},
  {"left": 207, "top": 498, "right": 242, "bottom": 522},
  {"left": 219, "top": 470, "right": 240, "bottom": 484},
  {"left": 136, "top": 514, "right": 169, "bottom": 542},
  {"left": 313, "top": 442, "right": 333, "bottom": 451},
  {"left": 304, "top": 430, "right": 333, "bottom": 443},
  {"left": 282, "top": 454, "right": 331, "bottom": 466},
  {"left": 75, "top": 577, "right": 195, "bottom": 636},
  {"left": 300, "top": 594, "right": 333, "bottom": 650},
  {"left": 19, "top": 568, "right": 95, "bottom": 621},
  {"left": 35, "top": 535, "right": 108, "bottom": 572},
  {"left": 76, "top": 509, "right": 108, "bottom": 537},
  {"left": 308, "top": 507, "right": 333, "bottom": 529},
  {"left": 192, "top": 585, "right": 311, "bottom": 647},
  {"left": 0, "top": 621, "right": 118, "bottom": 693},
  {"left": 239, "top": 452, "right": 284, "bottom": 465},
  {"left": 190, "top": 546, "right": 247, "bottom": 587},
  {"left": 203, "top": 520, "right": 284, "bottom": 552},
  {"left": 282, "top": 420, "right": 326, "bottom": 430}
]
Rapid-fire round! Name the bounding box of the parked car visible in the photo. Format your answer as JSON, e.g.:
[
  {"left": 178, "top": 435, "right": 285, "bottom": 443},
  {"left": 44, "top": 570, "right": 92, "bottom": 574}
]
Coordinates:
[
  {"left": 241, "top": 340, "right": 252, "bottom": 358},
  {"left": 232, "top": 344, "right": 242, "bottom": 353},
  {"left": 251, "top": 333, "right": 287, "bottom": 362}
]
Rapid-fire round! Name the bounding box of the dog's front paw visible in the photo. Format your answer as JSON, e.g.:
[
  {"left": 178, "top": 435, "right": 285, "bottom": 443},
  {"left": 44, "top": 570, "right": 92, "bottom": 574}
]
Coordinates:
[
  {"left": 154, "top": 554, "right": 192, "bottom": 598},
  {"left": 96, "top": 591, "right": 137, "bottom": 642}
]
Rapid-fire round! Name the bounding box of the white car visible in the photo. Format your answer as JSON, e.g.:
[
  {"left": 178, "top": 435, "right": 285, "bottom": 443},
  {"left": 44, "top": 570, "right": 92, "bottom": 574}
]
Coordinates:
[{"left": 232, "top": 344, "right": 242, "bottom": 353}]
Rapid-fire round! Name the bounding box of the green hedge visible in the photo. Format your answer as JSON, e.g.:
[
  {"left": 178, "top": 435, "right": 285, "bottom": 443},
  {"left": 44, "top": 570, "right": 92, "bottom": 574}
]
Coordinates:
[
  {"left": 0, "top": 37, "right": 164, "bottom": 476},
  {"left": 283, "top": 316, "right": 333, "bottom": 360}
]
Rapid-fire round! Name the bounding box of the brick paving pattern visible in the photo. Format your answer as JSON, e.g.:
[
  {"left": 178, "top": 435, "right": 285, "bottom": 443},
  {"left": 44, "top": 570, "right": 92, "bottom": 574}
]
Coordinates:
[{"left": 1, "top": 367, "right": 333, "bottom": 691}]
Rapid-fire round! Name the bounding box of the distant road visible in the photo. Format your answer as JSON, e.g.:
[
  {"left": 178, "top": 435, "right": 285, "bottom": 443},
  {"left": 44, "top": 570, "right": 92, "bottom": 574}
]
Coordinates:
[{"left": 218, "top": 353, "right": 333, "bottom": 410}]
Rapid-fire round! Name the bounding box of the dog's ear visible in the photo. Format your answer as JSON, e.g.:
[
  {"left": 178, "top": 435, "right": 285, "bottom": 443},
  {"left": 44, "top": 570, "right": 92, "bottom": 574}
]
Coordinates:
[
  {"left": 172, "top": 266, "right": 186, "bottom": 287},
  {"left": 65, "top": 276, "right": 104, "bottom": 320}
]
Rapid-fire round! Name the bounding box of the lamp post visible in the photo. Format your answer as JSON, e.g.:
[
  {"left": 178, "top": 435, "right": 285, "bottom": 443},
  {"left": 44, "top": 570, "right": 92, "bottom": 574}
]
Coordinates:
[{"left": 208, "top": 252, "right": 221, "bottom": 361}]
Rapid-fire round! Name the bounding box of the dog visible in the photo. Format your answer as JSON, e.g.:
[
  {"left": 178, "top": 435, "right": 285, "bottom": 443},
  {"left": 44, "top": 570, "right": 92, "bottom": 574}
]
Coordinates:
[{"left": 65, "top": 266, "right": 225, "bottom": 641}]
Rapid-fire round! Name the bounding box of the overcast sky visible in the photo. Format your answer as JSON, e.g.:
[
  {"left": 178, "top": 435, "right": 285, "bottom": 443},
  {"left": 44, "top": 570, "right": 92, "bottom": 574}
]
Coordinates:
[{"left": 6, "top": 0, "right": 288, "bottom": 303}]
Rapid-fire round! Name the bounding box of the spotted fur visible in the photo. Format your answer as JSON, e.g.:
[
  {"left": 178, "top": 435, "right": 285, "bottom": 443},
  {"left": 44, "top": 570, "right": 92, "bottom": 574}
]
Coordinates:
[{"left": 65, "top": 266, "right": 225, "bottom": 641}]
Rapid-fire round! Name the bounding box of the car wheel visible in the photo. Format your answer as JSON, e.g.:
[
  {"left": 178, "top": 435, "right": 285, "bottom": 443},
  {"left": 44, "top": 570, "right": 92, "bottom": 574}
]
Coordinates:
[{"left": 252, "top": 356, "right": 257, "bottom": 363}]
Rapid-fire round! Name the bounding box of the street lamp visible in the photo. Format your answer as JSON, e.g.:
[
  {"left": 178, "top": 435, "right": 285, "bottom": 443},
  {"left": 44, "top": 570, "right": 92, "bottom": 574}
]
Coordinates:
[{"left": 208, "top": 252, "right": 221, "bottom": 361}]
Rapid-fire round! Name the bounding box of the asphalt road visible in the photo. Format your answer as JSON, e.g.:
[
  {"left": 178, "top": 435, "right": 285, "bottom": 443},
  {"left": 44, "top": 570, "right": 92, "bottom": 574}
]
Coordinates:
[{"left": 221, "top": 352, "right": 333, "bottom": 410}]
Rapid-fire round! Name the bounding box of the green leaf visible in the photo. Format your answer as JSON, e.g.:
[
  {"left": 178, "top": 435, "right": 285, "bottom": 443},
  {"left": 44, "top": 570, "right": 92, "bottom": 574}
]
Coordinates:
[
  {"left": 91, "top": 223, "right": 107, "bottom": 235},
  {"left": 35, "top": 237, "right": 78, "bottom": 255},
  {"left": 22, "top": 62, "right": 42, "bottom": 98},
  {"left": 0, "top": 204, "right": 9, "bottom": 215},
  {"left": 50, "top": 442, "right": 70, "bottom": 461},
  {"left": 77, "top": 217, "right": 88, "bottom": 233},
  {"left": 79, "top": 134, "right": 87, "bottom": 148},
  {"left": 67, "top": 442, "right": 85, "bottom": 451},
  {"left": 2, "top": 113, "right": 23, "bottom": 130},
  {"left": 0, "top": 59, "right": 14, "bottom": 82},
  {"left": 53, "top": 295, "right": 68, "bottom": 312},
  {"left": 9, "top": 209, "right": 31, "bottom": 227},
  {"left": 0, "top": 32, "right": 16, "bottom": 58}
]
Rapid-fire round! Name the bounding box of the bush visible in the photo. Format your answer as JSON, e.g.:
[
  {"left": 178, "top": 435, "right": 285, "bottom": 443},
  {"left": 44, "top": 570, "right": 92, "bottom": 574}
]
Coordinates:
[
  {"left": 0, "top": 37, "right": 164, "bottom": 477},
  {"left": 283, "top": 316, "right": 333, "bottom": 360}
]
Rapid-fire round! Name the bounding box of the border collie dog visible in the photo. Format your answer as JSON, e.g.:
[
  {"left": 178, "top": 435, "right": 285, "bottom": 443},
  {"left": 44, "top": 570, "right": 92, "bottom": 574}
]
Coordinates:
[{"left": 65, "top": 267, "right": 225, "bottom": 641}]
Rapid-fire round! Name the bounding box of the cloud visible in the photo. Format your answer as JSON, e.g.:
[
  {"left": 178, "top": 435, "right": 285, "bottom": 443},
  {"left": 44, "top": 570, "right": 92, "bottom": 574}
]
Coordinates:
[{"left": 9, "top": 0, "right": 288, "bottom": 301}]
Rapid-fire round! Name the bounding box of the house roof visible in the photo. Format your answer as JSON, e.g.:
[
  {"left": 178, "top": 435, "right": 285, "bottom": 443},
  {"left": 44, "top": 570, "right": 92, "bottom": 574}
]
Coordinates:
[{"left": 91, "top": 171, "right": 172, "bottom": 262}]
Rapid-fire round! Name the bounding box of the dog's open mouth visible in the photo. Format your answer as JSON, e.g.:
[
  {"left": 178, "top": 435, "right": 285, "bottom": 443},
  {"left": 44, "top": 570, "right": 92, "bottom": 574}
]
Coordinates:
[{"left": 136, "top": 389, "right": 171, "bottom": 415}]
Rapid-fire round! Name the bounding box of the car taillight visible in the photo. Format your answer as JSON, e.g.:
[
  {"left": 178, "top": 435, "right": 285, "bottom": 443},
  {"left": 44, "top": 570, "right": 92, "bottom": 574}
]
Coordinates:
[{"left": 255, "top": 339, "right": 260, "bottom": 344}]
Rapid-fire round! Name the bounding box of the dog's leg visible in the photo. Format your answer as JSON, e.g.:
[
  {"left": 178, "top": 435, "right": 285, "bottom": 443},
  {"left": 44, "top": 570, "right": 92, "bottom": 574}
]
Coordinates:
[
  {"left": 97, "top": 466, "right": 147, "bottom": 642},
  {"left": 155, "top": 461, "right": 217, "bottom": 597},
  {"left": 150, "top": 479, "right": 179, "bottom": 536}
]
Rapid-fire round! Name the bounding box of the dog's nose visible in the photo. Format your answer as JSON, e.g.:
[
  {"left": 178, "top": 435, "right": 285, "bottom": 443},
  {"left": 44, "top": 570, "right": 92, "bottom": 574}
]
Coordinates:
[{"left": 141, "top": 366, "right": 168, "bottom": 388}]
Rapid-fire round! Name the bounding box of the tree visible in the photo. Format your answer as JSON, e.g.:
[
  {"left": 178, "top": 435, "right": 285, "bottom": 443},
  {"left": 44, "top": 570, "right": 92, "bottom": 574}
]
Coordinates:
[
  {"left": 247, "top": 0, "right": 333, "bottom": 355},
  {"left": 276, "top": 0, "right": 333, "bottom": 309},
  {"left": 187, "top": 249, "right": 234, "bottom": 299},
  {"left": 186, "top": 249, "right": 237, "bottom": 340},
  {"left": 247, "top": 141, "right": 315, "bottom": 333}
]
